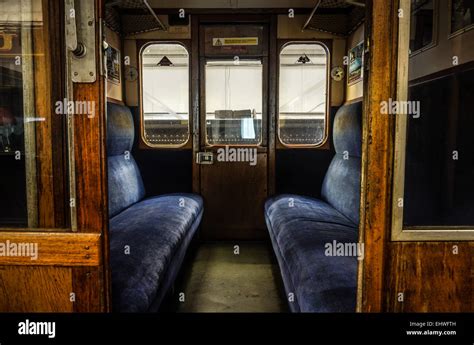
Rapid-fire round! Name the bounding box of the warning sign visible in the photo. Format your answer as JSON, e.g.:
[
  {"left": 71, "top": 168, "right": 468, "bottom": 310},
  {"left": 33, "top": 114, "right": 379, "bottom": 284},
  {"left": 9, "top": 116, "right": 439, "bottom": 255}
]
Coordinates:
[{"left": 212, "top": 37, "right": 259, "bottom": 46}]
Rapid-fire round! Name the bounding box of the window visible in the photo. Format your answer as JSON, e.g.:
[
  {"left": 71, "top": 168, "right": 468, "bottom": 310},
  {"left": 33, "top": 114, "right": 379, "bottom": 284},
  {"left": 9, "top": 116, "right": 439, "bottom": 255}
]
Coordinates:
[
  {"left": 392, "top": 0, "right": 474, "bottom": 240},
  {"left": 410, "top": 0, "right": 436, "bottom": 54},
  {"left": 278, "top": 43, "right": 329, "bottom": 147},
  {"left": 205, "top": 59, "right": 263, "bottom": 146},
  {"left": 0, "top": 0, "right": 69, "bottom": 228},
  {"left": 450, "top": 0, "right": 474, "bottom": 35},
  {"left": 140, "top": 43, "right": 190, "bottom": 147}
]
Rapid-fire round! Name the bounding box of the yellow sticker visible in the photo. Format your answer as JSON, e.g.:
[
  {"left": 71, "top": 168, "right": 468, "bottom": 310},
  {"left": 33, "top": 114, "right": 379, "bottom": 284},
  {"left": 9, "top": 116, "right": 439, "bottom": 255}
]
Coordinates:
[{"left": 212, "top": 37, "right": 259, "bottom": 46}]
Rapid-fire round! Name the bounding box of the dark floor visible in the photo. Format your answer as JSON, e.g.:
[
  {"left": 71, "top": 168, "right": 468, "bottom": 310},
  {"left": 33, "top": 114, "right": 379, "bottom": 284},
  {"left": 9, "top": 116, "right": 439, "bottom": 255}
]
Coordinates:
[{"left": 174, "top": 242, "right": 288, "bottom": 313}]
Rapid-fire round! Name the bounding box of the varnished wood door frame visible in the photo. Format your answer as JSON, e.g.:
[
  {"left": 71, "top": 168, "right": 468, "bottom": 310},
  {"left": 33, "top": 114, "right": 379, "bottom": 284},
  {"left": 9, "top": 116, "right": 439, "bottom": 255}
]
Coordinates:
[
  {"left": 357, "top": 0, "right": 398, "bottom": 313},
  {"left": 0, "top": 0, "right": 110, "bottom": 312},
  {"left": 358, "top": 0, "right": 474, "bottom": 312}
]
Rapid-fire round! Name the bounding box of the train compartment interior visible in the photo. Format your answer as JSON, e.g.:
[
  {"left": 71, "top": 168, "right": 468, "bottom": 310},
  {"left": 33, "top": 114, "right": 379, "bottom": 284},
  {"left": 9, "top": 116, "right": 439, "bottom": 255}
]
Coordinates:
[{"left": 0, "top": 0, "right": 472, "bottom": 315}]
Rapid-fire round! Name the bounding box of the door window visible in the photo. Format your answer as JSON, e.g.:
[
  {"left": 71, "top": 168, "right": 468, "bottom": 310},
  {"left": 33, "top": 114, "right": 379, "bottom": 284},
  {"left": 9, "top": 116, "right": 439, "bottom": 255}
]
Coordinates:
[{"left": 205, "top": 59, "right": 263, "bottom": 146}]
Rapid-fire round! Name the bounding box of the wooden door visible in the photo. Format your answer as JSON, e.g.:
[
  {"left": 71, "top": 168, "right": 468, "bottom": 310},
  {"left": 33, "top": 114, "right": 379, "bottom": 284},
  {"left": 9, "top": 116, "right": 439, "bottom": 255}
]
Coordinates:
[
  {"left": 0, "top": 0, "right": 110, "bottom": 312},
  {"left": 197, "top": 20, "right": 270, "bottom": 240}
]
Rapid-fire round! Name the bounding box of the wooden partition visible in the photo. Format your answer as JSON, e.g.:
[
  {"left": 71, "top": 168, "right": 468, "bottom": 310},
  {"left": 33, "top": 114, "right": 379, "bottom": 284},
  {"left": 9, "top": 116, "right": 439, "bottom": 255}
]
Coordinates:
[
  {"left": 0, "top": 0, "right": 110, "bottom": 312},
  {"left": 358, "top": 0, "right": 474, "bottom": 312}
]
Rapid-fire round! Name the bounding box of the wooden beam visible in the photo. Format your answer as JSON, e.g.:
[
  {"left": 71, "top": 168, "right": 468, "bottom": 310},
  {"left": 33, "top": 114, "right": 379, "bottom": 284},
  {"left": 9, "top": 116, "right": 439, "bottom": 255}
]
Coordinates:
[{"left": 357, "top": 0, "right": 398, "bottom": 312}]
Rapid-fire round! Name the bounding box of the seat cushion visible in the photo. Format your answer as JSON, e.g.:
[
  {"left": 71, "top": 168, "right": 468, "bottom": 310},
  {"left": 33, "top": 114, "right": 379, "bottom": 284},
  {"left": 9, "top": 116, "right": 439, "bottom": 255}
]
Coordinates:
[
  {"left": 110, "top": 194, "right": 203, "bottom": 312},
  {"left": 107, "top": 102, "right": 145, "bottom": 217},
  {"left": 321, "top": 102, "right": 362, "bottom": 224},
  {"left": 265, "top": 194, "right": 358, "bottom": 312}
]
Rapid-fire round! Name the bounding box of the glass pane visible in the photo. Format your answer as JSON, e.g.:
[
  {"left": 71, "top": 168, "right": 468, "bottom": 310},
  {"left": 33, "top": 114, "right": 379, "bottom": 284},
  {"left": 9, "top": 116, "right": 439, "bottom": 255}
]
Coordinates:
[
  {"left": 410, "top": 0, "right": 435, "bottom": 53},
  {"left": 451, "top": 0, "right": 474, "bottom": 34},
  {"left": 141, "top": 43, "right": 190, "bottom": 146},
  {"left": 279, "top": 43, "right": 328, "bottom": 146},
  {"left": 403, "top": 5, "right": 474, "bottom": 227},
  {"left": 0, "top": 0, "right": 68, "bottom": 229},
  {"left": 205, "top": 59, "right": 263, "bottom": 146}
]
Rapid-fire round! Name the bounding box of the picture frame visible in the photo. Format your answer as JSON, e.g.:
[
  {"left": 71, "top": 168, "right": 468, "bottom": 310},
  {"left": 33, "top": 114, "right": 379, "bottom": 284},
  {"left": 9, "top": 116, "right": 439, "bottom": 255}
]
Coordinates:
[
  {"left": 347, "top": 41, "right": 364, "bottom": 85},
  {"left": 106, "top": 45, "right": 121, "bottom": 84}
]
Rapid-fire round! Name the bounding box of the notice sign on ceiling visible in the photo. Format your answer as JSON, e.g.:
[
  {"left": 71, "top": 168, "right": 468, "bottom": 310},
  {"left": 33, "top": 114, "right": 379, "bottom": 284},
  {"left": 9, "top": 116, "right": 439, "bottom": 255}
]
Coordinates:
[{"left": 212, "top": 37, "right": 259, "bottom": 46}]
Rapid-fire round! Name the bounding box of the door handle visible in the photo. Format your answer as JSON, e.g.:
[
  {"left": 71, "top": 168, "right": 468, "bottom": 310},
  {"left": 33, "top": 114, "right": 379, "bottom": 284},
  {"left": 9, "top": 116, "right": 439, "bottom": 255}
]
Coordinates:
[{"left": 196, "top": 152, "right": 214, "bottom": 165}]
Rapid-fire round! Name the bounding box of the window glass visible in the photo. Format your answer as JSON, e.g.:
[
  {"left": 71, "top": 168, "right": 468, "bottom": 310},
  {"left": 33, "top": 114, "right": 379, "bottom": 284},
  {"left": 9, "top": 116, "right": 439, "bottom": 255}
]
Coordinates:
[
  {"left": 279, "top": 43, "right": 328, "bottom": 146},
  {"left": 205, "top": 59, "right": 263, "bottom": 146},
  {"left": 0, "top": 0, "right": 68, "bottom": 228},
  {"left": 402, "top": 4, "right": 474, "bottom": 228},
  {"left": 410, "top": 0, "right": 435, "bottom": 53},
  {"left": 141, "top": 43, "right": 189, "bottom": 146}
]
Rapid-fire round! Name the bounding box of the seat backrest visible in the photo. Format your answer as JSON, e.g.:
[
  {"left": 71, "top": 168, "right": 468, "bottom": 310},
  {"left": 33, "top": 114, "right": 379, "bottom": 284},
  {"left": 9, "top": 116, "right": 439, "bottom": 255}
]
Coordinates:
[
  {"left": 321, "top": 102, "right": 362, "bottom": 225},
  {"left": 107, "top": 102, "right": 145, "bottom": 218}
]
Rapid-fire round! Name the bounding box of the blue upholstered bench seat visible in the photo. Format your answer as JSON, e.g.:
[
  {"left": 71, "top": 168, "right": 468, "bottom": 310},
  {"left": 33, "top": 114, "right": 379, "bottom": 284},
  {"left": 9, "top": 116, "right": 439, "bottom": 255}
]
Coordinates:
[
  {"left": 265, "top": 195, "right": 358, "bottom": 312},
  {"left": 265, "top": 102, "right": 362, "bottom": 313},
  {"left": 110, "top": 194, "right": 203, "bottom": 312},
  {"left": 107, "top": 102, "right": 203, "bottom": 312}
]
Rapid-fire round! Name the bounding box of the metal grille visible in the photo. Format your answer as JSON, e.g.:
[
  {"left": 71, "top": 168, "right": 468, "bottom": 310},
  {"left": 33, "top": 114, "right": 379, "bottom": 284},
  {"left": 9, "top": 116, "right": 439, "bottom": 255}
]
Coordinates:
[
  {"left": 121, "top": 14, "right": 165, "bottom": 35},
  {"left": 105, "top": 0, "right": 166, "bottom": 36},
  {"left": 104, "top": 4, "right": 121, "bottom": 33},
  {"left": 307, "top": 2, "right": 365, "bottom": 36}
]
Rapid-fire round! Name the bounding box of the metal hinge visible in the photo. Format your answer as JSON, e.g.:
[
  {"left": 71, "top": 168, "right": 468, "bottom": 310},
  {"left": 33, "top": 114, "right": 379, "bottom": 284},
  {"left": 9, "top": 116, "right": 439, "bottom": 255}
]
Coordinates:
[{"left": 65, "top": 0, "right": 97, "bottom": 83}]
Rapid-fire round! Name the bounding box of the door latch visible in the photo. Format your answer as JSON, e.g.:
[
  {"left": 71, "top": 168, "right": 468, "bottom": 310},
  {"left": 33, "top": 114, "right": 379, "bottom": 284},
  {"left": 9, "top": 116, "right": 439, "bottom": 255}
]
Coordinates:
[
  {"left": 196, "top": 152, "right": 214, "bottom": 165},
  {"left": 65, "top": 0, "right": 96, "bottom": 83}
]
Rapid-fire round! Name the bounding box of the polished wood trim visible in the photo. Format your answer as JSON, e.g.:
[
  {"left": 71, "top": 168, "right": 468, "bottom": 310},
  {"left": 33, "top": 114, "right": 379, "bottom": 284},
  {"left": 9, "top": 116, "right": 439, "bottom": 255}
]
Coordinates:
[
  {"left": 97, "top": 0, "right": 111, "bottom": 312},
  {"left": 34, "top": 2, "right": 54, "bottom": 228},
  {"left": 0, "top": 232, "right": 101, "bottom": 266},
  {"left": 70, "top": 0, "right": 110, "bottom": 312},
  {"left": 357, "top": 0, "right": 397, "bottom": 312}
]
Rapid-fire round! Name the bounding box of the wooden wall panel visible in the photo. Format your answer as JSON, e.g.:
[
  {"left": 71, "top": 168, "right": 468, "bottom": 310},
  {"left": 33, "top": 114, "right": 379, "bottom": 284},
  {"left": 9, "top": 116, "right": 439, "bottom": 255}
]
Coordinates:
[
  {"left": 0, "top": 266, "right": 73, "bottom": 312},
  {"left": 201, "top": 154, "right": 268, "bottom": 240},
  {"left": 386, "top": 243, "right": 474, "bottom": 312},
  {"left": 72, "top": 267, "right": 104, "bottom": 312},
  {"left": 0, "top": 232, "right": 100, "bottom": 266}
]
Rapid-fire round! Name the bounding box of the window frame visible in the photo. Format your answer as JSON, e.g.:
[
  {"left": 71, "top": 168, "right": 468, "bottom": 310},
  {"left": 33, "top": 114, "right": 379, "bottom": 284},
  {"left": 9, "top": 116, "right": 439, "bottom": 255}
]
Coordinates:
[
  {"left": 277, "top": 40, "right": 331, "bottom": 149},
  {"left": 138, "top": 40, "right": 192, "bottom": 149},
  {"left": 392, "top": 0, "right": 474, "bottom": 241},
  {"left": 448, "top": 0, "right": 474, "bottom": 39},
  {"left": 409, "top": 0, "right": 439, "bottom": 57}
]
